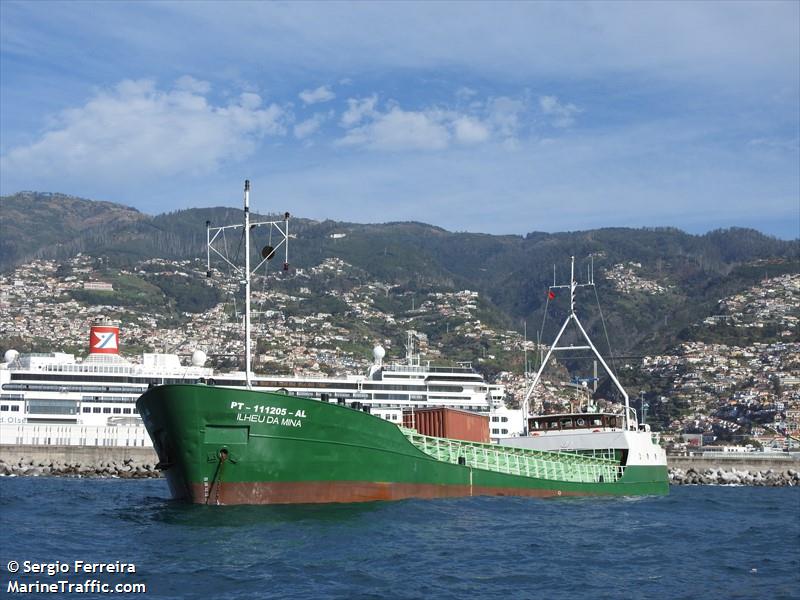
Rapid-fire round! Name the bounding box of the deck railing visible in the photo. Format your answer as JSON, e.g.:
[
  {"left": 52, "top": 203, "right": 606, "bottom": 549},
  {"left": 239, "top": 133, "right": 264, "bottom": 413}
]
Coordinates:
[{"left": 400, "top": 428, "right": 623, "bottom": 483}]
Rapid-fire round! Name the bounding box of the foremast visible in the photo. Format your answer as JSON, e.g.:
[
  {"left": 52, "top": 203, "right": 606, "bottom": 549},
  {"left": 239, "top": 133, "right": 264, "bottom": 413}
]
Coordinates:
[
  {"left": 206, "top": 180, "right": 290, "bottom": 388},
  {"left": 522, "top": 256, "right": 634, "bottom": 431}
]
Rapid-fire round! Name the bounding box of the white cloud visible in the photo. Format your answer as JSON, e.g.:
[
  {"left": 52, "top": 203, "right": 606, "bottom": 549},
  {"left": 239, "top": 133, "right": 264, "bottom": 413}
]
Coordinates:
[
  {"left": 299, "top": 85, "right": 335, "bottom": 105},
  {"left": 456, "top": 86, "right": 478, "bottom": 101},
  {"left": 746, "top": 137, "right": 799, "bottom": 152},
  {"left": 293, "top": 113, "right": 327, "bottom": 139},
  {"left": 340, "top": 95, "right": 378, "bottom": 127},
  {"left": 453, "top": 117, "right": 490, "bottom": 144},
  {"left": 487, "top": 97, "right": 526, "bottom": 137},
  {"left": 174, "top": 75, "right": 211, "bottom": 94},
  {"left": 337, "top": 95, "right": 518, "bottom": 151},
  {"left": 339, "top": 107, "right": 449, "bottom": 151},
  {"left": 539, "top": 95, "right": 582, "bottom": 128},
  {"left": 0, "top": 78, "right": 287, "bottom": 181}
]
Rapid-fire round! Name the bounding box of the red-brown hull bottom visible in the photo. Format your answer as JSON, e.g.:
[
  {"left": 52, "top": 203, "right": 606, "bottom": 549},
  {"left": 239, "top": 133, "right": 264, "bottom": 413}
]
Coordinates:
[{"left": 189, "top": 480, "right": 584, "bottom": 505}]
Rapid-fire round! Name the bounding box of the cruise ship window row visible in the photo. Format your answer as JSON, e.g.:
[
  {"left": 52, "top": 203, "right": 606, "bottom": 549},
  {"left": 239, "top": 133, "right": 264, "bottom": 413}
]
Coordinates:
[
  {"left": 47, "top": 365, "right": 131, "bottom": 374},
  {"left": 361, "top": 384, "right": 428, "bottom": 391},
  {"left": 81, "top": 407, "right": 136, "bottom": 414},
  {"left": 10, "top": 373, "right": 173, "bottom": 384},
  {"left": 81, "top": 396, "right": 137, "bottom": 403},
  {"left": 344, "top": 402, "right": 490, "bottom": 413},
  {"left": 27, "top": 400, "right": 78, "bottom": 415},
  {"left": 3, "top": 383, "right": 147, "bottom": 394},
  {"left": 252, "top": 380, "right": 359, "bottom": 390}
]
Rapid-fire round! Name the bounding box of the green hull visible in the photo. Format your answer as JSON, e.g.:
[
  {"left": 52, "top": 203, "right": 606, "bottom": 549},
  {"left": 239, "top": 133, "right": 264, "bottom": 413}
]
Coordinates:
[{"left": 137, "top": 385, "right": 668, "bottom": 505}]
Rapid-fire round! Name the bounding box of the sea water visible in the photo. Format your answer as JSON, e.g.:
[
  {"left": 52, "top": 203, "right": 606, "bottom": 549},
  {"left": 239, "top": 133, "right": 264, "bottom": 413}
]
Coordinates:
[{"left": 1, "top": 477, "right": 798, "bottom": 600}]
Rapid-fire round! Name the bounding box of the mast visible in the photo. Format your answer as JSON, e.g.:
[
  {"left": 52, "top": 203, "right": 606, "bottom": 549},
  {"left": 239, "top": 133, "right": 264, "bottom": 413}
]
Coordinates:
[
  {"left": 206, "top": 180, "right": 290, "bottom": 390},
  {"left": 522, "top": 256, "right": 633, "bottom": 431},
  {"left": 244, "top": 180, "right": 252, "bottom": 387}
]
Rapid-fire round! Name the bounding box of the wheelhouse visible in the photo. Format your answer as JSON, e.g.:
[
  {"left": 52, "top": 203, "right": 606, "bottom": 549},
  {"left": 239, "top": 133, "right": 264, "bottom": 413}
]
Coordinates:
[{"left": 527, "top": 412, "right": 623, "bottom": 432}]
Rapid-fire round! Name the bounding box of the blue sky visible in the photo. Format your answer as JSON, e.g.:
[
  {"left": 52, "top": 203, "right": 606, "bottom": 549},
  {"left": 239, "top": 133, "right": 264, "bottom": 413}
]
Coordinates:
[{"left": 1, "top": 1, "right": 798, "bottom": 238}]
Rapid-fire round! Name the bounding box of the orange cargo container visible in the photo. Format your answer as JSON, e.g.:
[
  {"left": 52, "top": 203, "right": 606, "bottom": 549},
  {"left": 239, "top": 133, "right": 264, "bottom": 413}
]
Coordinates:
[{"left": 402, "top": 407, "right": 490, "bottom": 443}]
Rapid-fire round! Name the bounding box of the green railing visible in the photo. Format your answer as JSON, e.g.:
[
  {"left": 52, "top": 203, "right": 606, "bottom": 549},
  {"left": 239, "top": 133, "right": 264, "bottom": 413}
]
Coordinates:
[
  {"left": 575, "top": 448, "right": 619, "bottom": 462},
  {"left": 400, "top": 428, "right": 623, "bottom": 484}
]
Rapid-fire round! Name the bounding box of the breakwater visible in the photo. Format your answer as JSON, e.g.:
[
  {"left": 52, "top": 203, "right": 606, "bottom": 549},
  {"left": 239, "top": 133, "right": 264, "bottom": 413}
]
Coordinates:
[
  {"left": 669, "top": 466, "right": 798, "bottom": 486},
  {"left": 0, "top": 445, "right": 160, "bottom": 478},
  {"left": 667, "top": 454, "right": 800, "bottom": 487}
]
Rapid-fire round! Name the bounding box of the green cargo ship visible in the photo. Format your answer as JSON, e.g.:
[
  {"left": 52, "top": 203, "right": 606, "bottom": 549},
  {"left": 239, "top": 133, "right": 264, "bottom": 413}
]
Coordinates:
[
  {"left": 137, "top": 384, "right": 668, "bottom": 504},
  {"left": 137, "top": 181, "right": 667, "bottom": 505}
]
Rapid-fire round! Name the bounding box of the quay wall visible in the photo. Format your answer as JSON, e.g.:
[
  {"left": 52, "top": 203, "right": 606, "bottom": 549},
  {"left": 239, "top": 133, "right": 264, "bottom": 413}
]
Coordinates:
[
  {"left": 0, "top": 444, "right": 157, "bottom": 465},
  {"left": 668, "top": 455, "right": 799, "bottom": 472}
]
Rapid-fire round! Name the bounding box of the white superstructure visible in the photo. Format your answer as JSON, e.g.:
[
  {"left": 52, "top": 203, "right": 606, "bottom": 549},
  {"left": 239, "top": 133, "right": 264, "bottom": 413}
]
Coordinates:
[
  {"left": 0, "top": 323, "right": 213, "bottom": 429},
  {"left": 1, "top": 324, "right": 505, "bottom": 447},
  {"left": 497, "top": 256, "right": 666, "bottom": 468}
]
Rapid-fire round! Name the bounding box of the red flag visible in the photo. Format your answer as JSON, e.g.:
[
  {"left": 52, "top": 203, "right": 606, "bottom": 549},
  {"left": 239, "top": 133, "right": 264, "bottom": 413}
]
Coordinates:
[{"left": 548, "top": 290, "right": 555, "bottom": 300}]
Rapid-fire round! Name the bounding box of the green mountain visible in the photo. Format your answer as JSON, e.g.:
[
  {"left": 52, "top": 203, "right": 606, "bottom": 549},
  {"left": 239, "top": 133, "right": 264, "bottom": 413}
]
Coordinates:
[{"left": 2, "top": 191, "right": 798, "bottom": 359}]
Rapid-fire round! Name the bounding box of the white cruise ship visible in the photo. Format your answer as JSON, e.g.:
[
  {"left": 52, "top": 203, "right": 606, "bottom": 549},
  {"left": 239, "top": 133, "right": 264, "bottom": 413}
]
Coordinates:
[{"left": 0, "top": 324, "right": 508, "bottom": 447}]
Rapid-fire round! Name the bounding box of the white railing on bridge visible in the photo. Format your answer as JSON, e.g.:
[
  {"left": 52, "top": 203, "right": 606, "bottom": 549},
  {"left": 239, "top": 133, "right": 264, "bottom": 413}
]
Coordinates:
[{"left": 0, "top": 424, "right": 152, "bottom": 447}]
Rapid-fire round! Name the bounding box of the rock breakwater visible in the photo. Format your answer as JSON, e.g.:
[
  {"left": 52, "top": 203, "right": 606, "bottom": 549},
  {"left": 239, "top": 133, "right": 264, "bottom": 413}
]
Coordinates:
[
  {"left": 0, "top": 457, "right": 161, "bottom": 478},
  {"left": 2, "top": 452, "right": 799, "bottom": 486},
  {"left": 669, "top": 467, "right": 798, "bottom": 486}
]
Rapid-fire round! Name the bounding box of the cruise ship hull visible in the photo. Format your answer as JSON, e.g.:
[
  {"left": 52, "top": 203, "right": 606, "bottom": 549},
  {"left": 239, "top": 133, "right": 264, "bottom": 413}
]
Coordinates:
[{"left": 137, "top": 385, "right": 668, "bottom": 505}]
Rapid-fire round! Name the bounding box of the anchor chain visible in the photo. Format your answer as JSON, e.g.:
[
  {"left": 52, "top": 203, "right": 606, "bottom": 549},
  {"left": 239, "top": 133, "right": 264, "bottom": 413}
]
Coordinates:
[{"left": 206, "top": 449, "right": 228, "bottom": 505}]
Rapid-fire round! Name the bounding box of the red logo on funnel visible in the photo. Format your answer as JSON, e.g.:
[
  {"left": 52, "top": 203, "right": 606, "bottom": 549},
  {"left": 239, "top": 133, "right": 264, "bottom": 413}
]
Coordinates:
[{"left": 90, "top": 326, "right": 119, "bottom": 354}]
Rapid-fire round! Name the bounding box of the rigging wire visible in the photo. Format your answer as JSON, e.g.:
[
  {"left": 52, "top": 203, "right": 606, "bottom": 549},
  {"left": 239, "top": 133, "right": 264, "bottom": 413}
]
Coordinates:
[
  {"left": 537, "top": 293, "right": 551, "bottom": 370},
  {"left": 593, "top": 283, "right": 618, "bottom": 375},
  {"left": 231, "top": 229, "right": 244, "bottom": 319},
  {"left": 255, "top": 224, "right": 275, "bottom": 355}
]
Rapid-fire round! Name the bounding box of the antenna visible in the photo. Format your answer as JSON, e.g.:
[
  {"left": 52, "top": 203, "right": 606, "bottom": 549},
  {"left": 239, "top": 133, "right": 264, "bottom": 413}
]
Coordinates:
[
  {"left": 206, "top": 180, "right": 290, "bottom": 388},
  {"left": 523, "top": 321, "right": 528, "bottom": 378}
]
